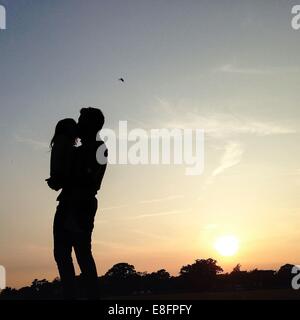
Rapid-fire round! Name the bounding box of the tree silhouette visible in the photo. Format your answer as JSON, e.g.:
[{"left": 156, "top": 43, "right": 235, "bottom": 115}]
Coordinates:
[
  {"left": 180, "top": 258, "right": 223, "bottom": 277},
  {"left": 31, "top": 279, "right": 49, "bottom": 292},
  {"left": 0, "top": 287, "right": 18, "bottom": 300},
  {"left": 142, "top": 269, "right": 171, "bottom": 293},
  {"left": 104, "top": 263, "right": 140, "bottom": 295},
  {"left": 179, "top": 258, "right": 223, "bottom": 291},
  {"left": 105, "top": 263, "right": 137, "bottom": 279},
  {"left": 0, "top": 260, "right": 296, "bottom": 299},
  {"left": 231, "top": 264, "right": 242, "bottom": 274},
  {"left": 151, "top": 269, "right": 170, "bottom": 281}
]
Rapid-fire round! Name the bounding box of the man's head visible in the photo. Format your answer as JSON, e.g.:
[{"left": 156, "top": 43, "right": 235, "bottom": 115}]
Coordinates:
[{"left": 78, "top": 107, "right": 105, "bottom": 141}]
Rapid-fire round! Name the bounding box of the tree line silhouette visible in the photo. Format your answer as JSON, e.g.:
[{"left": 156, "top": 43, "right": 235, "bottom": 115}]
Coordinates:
[{"left": 0, "top": 258, "right": 296, "bottom": 300}]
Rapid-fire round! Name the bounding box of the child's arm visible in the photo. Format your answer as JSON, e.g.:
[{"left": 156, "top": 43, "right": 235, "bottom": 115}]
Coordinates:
[{"left": 45, "top": 176, "right": 62, "bottom": 191}]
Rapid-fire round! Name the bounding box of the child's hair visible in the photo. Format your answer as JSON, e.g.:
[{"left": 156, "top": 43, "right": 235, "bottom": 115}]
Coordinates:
[{"left": 50, "top": 118, "right": 78, "bottom": 148}]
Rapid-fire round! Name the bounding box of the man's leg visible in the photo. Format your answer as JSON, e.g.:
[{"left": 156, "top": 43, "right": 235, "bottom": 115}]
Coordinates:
[
  {"left": 53, "top": 205, "right": 76, "bottom": 299},
  {"left": 73, "top": 231, "right": 99, "bottom": 299}
]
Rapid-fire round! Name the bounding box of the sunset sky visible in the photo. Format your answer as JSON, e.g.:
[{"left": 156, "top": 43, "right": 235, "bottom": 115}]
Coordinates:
[{"left": 1, "top": 0, "right": 300, "bottom": 288}]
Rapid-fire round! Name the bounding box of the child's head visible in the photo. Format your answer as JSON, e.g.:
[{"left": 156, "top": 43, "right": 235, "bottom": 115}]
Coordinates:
[{"left": 50, "top": 118, "right": 78, "bottom": 148}]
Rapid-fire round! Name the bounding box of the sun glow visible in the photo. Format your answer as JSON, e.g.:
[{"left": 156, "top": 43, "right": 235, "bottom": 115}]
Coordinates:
[{"left": 214, "top": 235, "right": 239, "bottom": 257}]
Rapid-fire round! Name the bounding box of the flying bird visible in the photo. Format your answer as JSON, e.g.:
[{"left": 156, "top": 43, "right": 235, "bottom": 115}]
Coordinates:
[{"left": 118, "top": 78, "right": 125, "bottom": 82}]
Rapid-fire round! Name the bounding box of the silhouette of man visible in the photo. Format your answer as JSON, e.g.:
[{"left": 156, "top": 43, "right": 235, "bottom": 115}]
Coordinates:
[{"left": 49, "top": 108, "right": 107, "bottom": 299}]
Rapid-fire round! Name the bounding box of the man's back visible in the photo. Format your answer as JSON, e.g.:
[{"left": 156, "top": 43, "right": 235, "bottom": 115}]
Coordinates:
[{"left": 76, "top": 140, "right": 107, "bottom": 197}]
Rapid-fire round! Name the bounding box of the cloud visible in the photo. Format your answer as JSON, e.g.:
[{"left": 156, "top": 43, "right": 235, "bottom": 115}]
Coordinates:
[
  {"left": 214, "top": 64, "right": 300, "bottom": 75},
  {"left": 162, "top": 112, "right": 295, "bottom": 139},
  {"left": 131, "top": 229, "right": 170, "bottom": 240},
  {"left": 150, "top": 97, "right": 296, "bottom": 139},
  {"left": 93, "top": 240, "right": 130, "bottom": 250},
  {"left": 123, "top": 209, "right": 185, "bottom": 221},
  {"left": 147, "top": 97, "right": 296, "bottom": 188},
  {"left": 139, "top": 195, "right": 184, "bottom": 204},
  {"left": 215, "top": 64, "right": 267, "bottom": 75},
  {"left": 14, "top": 135, "right": 48, "bottom": 150},
  {"left": 212, "top": 141, "right": 244, "bottom": 176},
  {"left": 102, "top": 204, "right": 128, "bottom": 211},
  {"left": 111, "top": 97, "right": 296, "bottom": 142},
  {"left": 201, "top": 141, "right": 244, "bottom": 190},
  {"left": 101, "top": 195, "right": 184, "bottom": 212}
]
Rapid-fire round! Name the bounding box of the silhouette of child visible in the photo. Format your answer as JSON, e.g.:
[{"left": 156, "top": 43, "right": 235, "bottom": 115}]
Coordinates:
[
  {"left": 47, "top": 118, "right": 82, "bottom": 232},
  {"left": 49, "top": 118, "right": 78, "bottom": 183}
]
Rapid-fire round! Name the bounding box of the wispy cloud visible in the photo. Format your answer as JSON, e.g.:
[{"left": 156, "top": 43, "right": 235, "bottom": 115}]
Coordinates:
[
  {"left": 214, "top": 64, "right": 300, "bottom": 75},
  {"left": 139, "top": 195, "right": 184, "bottom": 204},
  {"left": 151, "top": 97, "right": 295, "bottom": 138},
  {"left": 201, "top": 141, "right": 244, "bottom": 190},
  {"left": 102, "top": 204, "right": 128, "bottom": 211},
  {"left": 122, "top": 209, "right": 185, "bottom": 221},
  {"left": 93, "top": 240, "right": 151, "bottom": 253},
  {"left": 212, "top": 141, "right": 244, "bottom": 177},
  {"left": 164, "top": 113, "right": 295, "bottom": 139},
  {"left": 14, "top": 135, "right": 48, "bottom": 150},
  {"left": 93, "top": 240, "right": 130, "bottom": 250},
  {"left": 101, "top": 195, "right": 184, "bottom": 212},
  {"left": 131, "top": 229, "right": 170, "bottom": 240},
  {"left": 148, "top": 98, "right": 296, "bottom": 189}
]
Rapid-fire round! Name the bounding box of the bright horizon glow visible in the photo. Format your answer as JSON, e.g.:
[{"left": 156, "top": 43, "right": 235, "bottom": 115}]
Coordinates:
[{"left": 214, "top": 235, "right": 239, "bottom": 257}]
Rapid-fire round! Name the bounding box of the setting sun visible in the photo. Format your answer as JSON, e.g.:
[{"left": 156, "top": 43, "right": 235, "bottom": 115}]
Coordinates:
[{"left": 214, "top": 235, "right": 239, "bottom": 257}]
